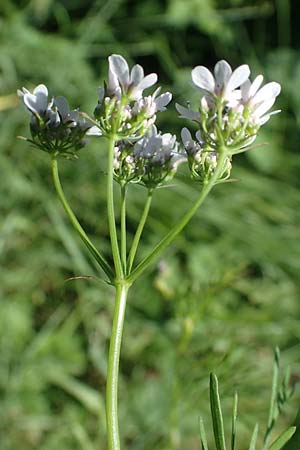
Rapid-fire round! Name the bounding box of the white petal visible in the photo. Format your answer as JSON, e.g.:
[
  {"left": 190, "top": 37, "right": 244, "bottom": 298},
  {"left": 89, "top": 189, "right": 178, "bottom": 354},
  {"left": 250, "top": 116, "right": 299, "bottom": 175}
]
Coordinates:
[
  {"left": 252, "top": 82, "right": 281, "bottom": 105},
  {"left": 181, "top": 127, "right": 192, "bottom": 145},
  {"left": 191, "top": 66, "right": 215, "bottom": 92},
  {"left": 214, "top": 60, "right": 232, "bottom": 89},
  {"left": 86, "top": 126, "right": 102, "bottom": 136},
  {"left": 23, "top": 93, "right": 47, "bottom": 114},
  {"left": 155, "top": 92, "right": 172, "bottom": 111},
  {"left": 108, "top": 54, "right": 130, "bottom": 89},
  {"left": 254, "top": 98, "right": 276, "bottom": 118},
  {"left": 136, "top": 73, "right": 158, "bottom": 91},
  {"left": 33, "top": 84, "right": 48, "bottom": 98},
  {"left": 226, "top": 64, "right": 250, "bottom": 92},
  {"left": 130, "top": 64, "right": 144, "bottom": 85},
  {"left": 249, "top": 75, "right": 264, "bottom": 98},
  {"left": 176, "top": 103, "right": 200, "bottom": 121},
  {"left": 259, "top": 109, "right": 281, "bottom": 125}
]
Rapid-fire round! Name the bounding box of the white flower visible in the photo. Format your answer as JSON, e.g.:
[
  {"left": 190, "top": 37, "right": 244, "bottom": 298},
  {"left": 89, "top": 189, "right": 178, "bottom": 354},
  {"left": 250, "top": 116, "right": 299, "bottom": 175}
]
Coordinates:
[
  {"left": 191, "top": 60, "right": 250, "bottom": 105},
  {"left": 175, "top": 103, "right": 200, "bottom": 122},
  {"left": 181, "top": 127, "right": 202, "bottom": 157},
  {"left": 18, "top": 84, "right": 49, "bottom": 116},
  {"left": 241, "top": 75, "right": 281, "bottom": 125},
  {"left": 108, "top": 54, "right": 158, "bottom": 100}
]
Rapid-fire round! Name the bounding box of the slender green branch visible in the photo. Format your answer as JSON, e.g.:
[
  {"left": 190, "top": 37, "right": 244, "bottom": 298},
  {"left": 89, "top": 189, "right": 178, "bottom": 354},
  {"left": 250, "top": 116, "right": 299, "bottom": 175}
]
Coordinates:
[
  {"left": 127, "top": 151, "right": 228, "bottom": 284},
  {"left": 51, "top": 158, "right": 114, "bottom": 281},
  {"left": 106, "top": 282, "right": 129, "bottom": 450},
  {"left": 107, "top": 135, "right": 123, "bottom": 280},
  {"left": 120, "top": 184, "right": 127, "bottom": 274},
  {"left": 127, "top": 189, "right": 153, "bottom": 274}
]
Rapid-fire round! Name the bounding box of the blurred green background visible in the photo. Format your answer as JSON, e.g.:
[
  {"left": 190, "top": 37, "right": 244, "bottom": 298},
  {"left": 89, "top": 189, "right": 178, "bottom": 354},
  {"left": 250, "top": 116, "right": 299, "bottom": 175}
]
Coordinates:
[{"left": 1, "top": 0, "right": 300, "bottom": 449}]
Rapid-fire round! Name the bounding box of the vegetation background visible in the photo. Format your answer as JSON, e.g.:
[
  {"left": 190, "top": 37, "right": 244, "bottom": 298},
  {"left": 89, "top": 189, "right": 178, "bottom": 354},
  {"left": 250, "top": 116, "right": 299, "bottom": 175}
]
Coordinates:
[{"left": 1, "top": 0, "right": 300, "bottom": 449}]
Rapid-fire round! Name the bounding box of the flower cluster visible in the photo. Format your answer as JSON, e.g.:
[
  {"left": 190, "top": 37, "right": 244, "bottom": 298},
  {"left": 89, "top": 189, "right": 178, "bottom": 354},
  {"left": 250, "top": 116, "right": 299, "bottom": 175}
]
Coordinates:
[
  {"left": 177, "top": 60, "right": 281, "bottom": 182},
  {"left": 90, "top": 54, "right": 172, "bottom": 140},
  {"left": 113, "top": 126, "right": 185, "bottom": 189},
  {"left": 18, "top": 85, "right": 93, "bottom": 158},
  {"left": 181, "top": 128, "right": 231, "bottom": 183}
]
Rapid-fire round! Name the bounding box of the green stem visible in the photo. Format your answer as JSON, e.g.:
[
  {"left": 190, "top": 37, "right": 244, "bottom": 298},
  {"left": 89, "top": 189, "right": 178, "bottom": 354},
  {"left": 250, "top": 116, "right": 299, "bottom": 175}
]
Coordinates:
[
  {"left": 107, "top": 135, "right": 123, "bottom": 280},
  {"left": 127, "top": 189, "right": 153, "bottom": 274},
  {"left": 127, "top": 151, "right": 228, "bottom": 284},
  {"left": 51, "top": 158, "right": 114, "bottom": 281},
  {"left": 120, "top": 184, "right": 127, "bottom": 274},
  {"left": 106, "top": 282, "right": 129, "bottom": 450}
]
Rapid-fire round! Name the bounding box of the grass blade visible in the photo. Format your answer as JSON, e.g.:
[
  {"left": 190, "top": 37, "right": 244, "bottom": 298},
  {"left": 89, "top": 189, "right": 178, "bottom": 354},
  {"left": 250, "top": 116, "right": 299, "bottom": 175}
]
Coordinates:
[
  {"left": 231, "top": 391, "right": 238, "bottom": 450},
  {"left": 268, "top": 427, "right": 296, "bottom": 450},
  {"left": 249, "top": 423, "right": 259, "bottom": 450},
  {"left": 210, "top": 373, "right": 227, "bottom": 450},
  {"left": 199, "top": 417, "right": 209, "bottom": 450}
]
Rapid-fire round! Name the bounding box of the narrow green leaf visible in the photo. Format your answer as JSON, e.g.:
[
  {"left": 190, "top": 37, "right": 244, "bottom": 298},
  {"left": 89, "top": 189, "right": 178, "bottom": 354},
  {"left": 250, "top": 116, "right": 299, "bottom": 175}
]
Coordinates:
[
  {"left": 249, "top": 423, "right": 259, "bottom": 450},
  {"left": 264, "top": 347, "right": 280, "bottom": 449},
  {"left": 268, "top": 427, "right": 296, "bottom": 450},
  {"left": 281, "top": 408, "right": 300, "bottom": 450},
  {"left": 199, "top": 417, "right": 209, "bottom": 450},
  {"left": 210, "top": 373, "right": 227, "bottom": 450},
  {"left": 231, "top": 392, "right": 238, "bottom": 450}
]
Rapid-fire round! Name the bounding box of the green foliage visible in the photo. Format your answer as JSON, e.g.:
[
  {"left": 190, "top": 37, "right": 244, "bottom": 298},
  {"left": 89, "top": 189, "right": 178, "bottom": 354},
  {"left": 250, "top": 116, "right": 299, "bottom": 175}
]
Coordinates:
[
  {"left": 1, "top": 0, "right": 300, "bottom": 449},
  {"left": 200, "top": 352, "right": 295, "bottom": 450}
]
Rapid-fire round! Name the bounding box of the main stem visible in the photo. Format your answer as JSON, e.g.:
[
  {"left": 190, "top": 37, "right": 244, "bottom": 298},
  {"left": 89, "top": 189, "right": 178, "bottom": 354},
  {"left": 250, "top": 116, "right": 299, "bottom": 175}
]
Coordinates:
[{"left": 106, "top": 282, "right": 129, "bottom": 450}]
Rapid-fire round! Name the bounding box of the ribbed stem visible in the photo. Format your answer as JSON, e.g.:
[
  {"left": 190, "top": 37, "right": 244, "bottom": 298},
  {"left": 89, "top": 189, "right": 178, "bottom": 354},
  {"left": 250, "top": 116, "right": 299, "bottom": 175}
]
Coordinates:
[
  {"left": 106, "top": 282, "right": 129, "bottom": 450},
  {"left": 127, "top": 189, "right": 153, "bottom": 274},
  {"left": 107, "top": 136, "right": 123, "bottom": 280},
  {"left": 120, "top": 184, "right": 127, "bottom": 274}
]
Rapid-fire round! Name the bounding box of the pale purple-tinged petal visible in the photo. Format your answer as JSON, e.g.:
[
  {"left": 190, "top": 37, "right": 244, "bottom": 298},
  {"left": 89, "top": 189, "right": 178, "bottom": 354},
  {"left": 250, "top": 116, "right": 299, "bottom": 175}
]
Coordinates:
[
  {"left": 181, "top": 127, "right": 192, "bottom": 145},
  {"left": 155, "top": 92, "right": 172, "bottom": 111},
  {"left": 226, "top": 64, "right": 250, "bottom": 92},
  {"left": 191, "top": 66, "right": 215, "bottom": 92},
  {"left": 176, "top": 103, "right": 200, "bottom": 121},
  {"left": 214, "top": 60, "right": 232, "bottom": 89},
  {"left": 108, "top": 54, "right": 130, "bottom": 89},
  {"left": 33, "top": 84, "right": 48, "bottom": 98},
  {"left": 98, "top": 87, "right": 105, "bottom": 103},
  {"left": 108, "top": 65, "right": 119, "bottom": 94},
  {"left": 23, "top": 84, "right": 48, "bottom": 115},
  {"left": 241, "top": 79, "right": 251, "bottom": 101},
  {"left": 55, "top": 96, "right": 70, "bottom": 119},
  {"left": 130, "top": 64, "right": 144, "bottom": 85},
  {"left": 252, "top": 82, "right": 281, "bottom": 105},
  {"left": 195, "top": 130, "right": 202, "bottom": 143}
]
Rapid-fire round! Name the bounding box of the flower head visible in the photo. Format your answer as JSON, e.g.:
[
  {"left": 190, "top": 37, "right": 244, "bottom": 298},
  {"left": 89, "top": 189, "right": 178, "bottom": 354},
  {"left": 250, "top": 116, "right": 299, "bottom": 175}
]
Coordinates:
[
  {"left": 191, "top": 60, "right": 250, "bottom": 105},
  {"left": 92, "top": 55, "right": 172, "bottom": 140},
  {"left": 181, "top": 128, "right": 231, "bottom": 183},
  {"left": 112, "top": 126, "right": 184, "bottom": 188},
  {"left": 176, "top": 59, "right": 281, "bottom": 175},
  {"left": 240, "top": 76, "right": 281, "bottom": 125},
  {"left": 18, "top": 85, "right": 93, "bottom": 158}
]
